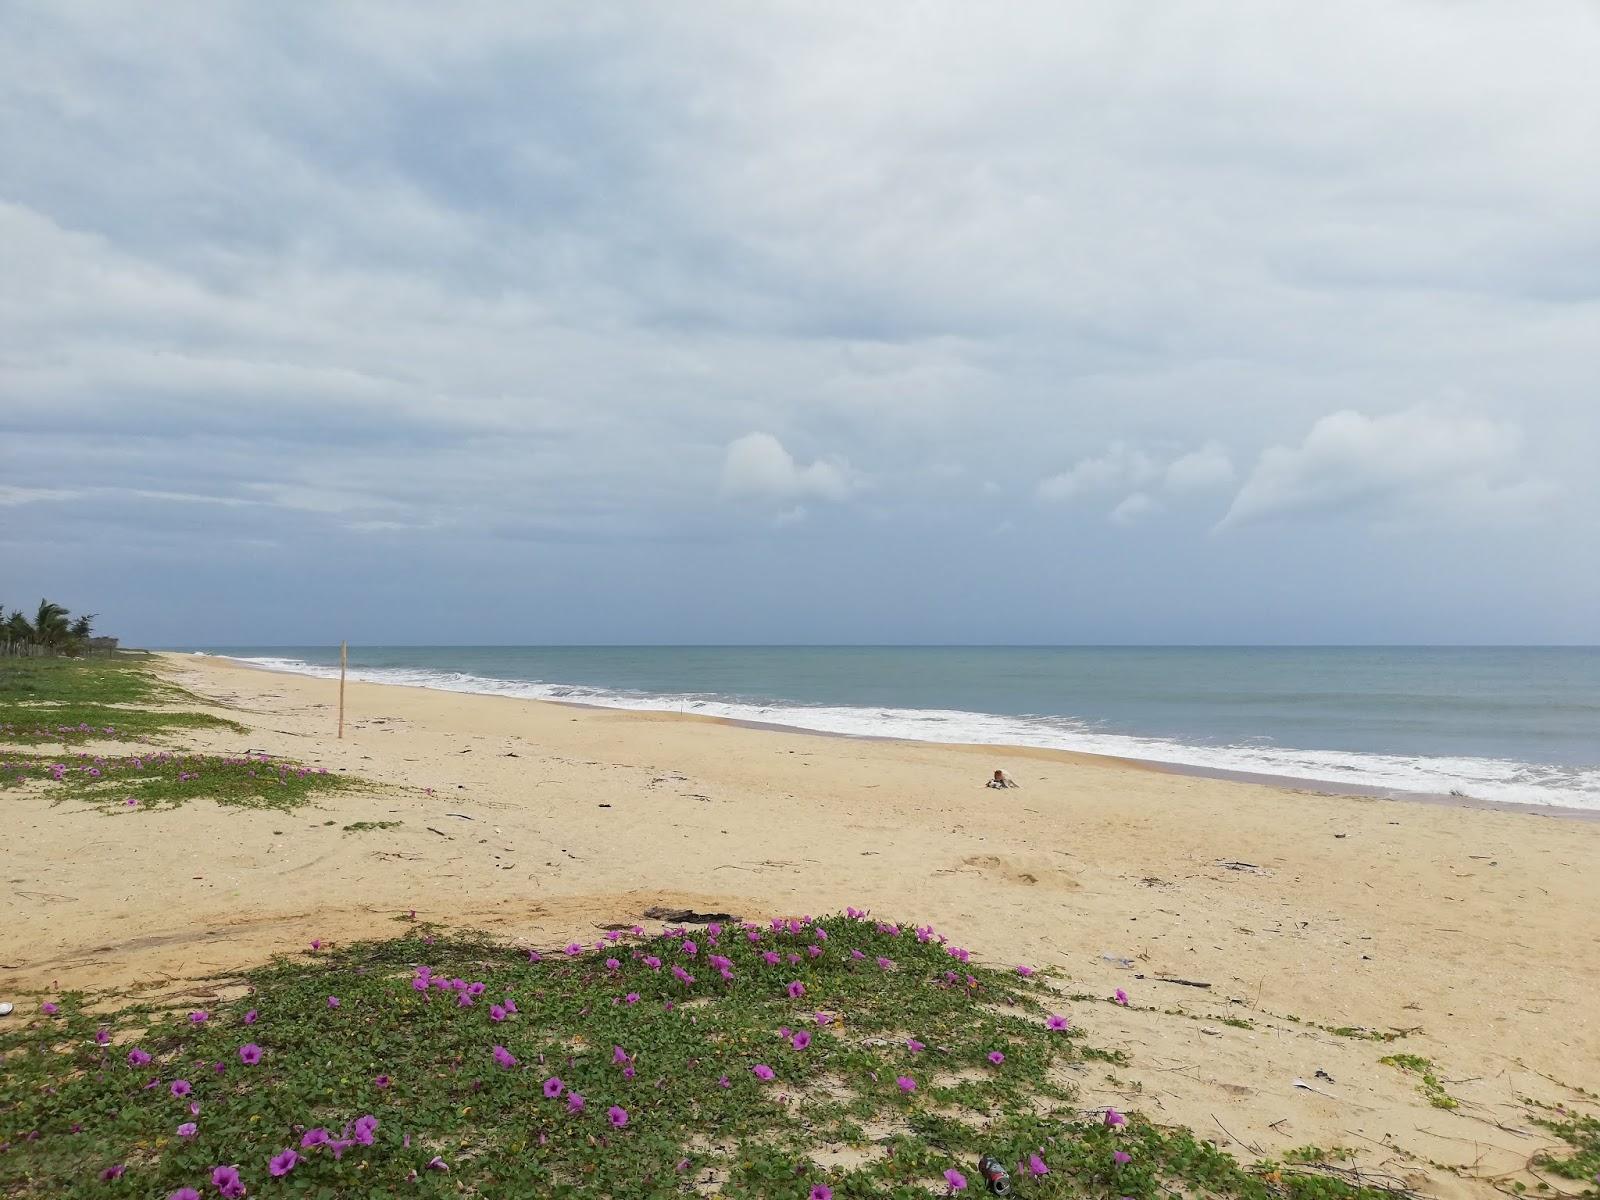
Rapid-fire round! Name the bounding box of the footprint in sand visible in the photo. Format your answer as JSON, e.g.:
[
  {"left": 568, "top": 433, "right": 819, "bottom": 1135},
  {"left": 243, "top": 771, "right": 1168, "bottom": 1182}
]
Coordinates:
[{"left": 958, "top": 854, "right": 1079, "bottom": 890}]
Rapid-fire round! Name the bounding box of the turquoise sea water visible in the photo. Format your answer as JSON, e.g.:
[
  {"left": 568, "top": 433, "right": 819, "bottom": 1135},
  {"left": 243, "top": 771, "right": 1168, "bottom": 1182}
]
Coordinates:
[{"left": 191, "top": 646, "right": 1600, "bottom": 811}]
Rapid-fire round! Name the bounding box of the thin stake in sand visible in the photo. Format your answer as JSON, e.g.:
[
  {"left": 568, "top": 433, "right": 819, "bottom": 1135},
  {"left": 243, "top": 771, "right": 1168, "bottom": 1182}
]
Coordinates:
[{"left": 338, "top": 640, "right": 347, "bottom": 739}]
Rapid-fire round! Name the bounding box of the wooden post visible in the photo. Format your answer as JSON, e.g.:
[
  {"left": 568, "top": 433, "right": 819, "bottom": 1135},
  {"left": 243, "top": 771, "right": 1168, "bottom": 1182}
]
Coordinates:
[{"left": 338, "top": 641, "right": 347, "bottom": 739}]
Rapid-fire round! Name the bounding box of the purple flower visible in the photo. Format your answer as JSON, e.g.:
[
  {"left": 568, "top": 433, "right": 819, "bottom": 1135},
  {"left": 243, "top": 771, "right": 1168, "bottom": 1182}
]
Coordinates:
[
  {"left": 623, "top": 1064, "right": 636, "bottom": 1079},
  {"left": 170, "top": 1079, "right": 191, "bottom": 1097},
  {"left": 177, "top": 1122, "right": 198, "bottom": 1137},
  {"left": 564, "top": 942, "right": 582, "bottom": 956},
  {"left": 1104, "top": 1107, "right": 1126, "bottom": 1127},
  {"left": 625, "top": 992, "right": 640, "bottom": 1005},
  {"left": 907, "top": 1038, "right": 925, "bottom": 1053},
  {"left": 270, "top": 1148, "right": 299, "bottom": 1177},
  {"left": 327, "top": 995, "right": 341, "bottom": 1008},
  {"left": 608, "top": 1105, "right": 629, "bottom": 1128},
  {"left": 242, "top": 1010, "right": 257, "bottom": 1025},
  {"left": 1114, "top": 988, "right": 1129, "bottom": 1006},
  {"left": 896, "top": 1075, "right": 917, "bottom": 1093},
  {"left": 605, "top": 958, "right": 620, "bottom": 972},
  {"left": 566, "top": 1091, "right": 585, "bottom": 1113},
  {"left": 810, "top": 1188, "right": 833, "bottom": 1200},
  {"left": 1113, "top": 1151, "right": 1132, "bottom": 1166},
  {"left": 489, "top": 1004, "right": 507, "bottom": 1022},
  {"left": 211, "top": 1166, "right": 242, "bottom": 1193},
  {"left": 877, "top": 956, "right": 895, "bottom": 971},
  {"left": 527, "top": 949, "right": 542, "bottom": 963},
  {"left": 762, "top": 951, "right": 781, "bottom": 966},
  {"left": 1046, "top": 1014, "right": 1069, "bottom": 1031},
  {"left": 681, "top": 940, "right": 697, "bottom": 956},
  {"left": 1015, "top": 965, "right": 1034, "bottom": 977},
  {"left": 945, "top": 1167, "right": 967, "bottom": 1191},
  {"left": 301, "top": 1128, "right": 330, "bottom": 1148},
  {"left": 351, "top": 1114, "right": 378, "bottom": 1145},
  {"left": 374, "top": 1074, "right": 391, "bottom": 1089},
  {"left": 753, "top": 1064, "right": 776, "bottom": 1081},
  {"left": 127, "top": 1048, "right": 151, "bottom": 1067},
  {"left": 1028, "top": 1153, "right": 1049, "bottom": 1176},
  {"left": 41, "top": 1002, "right": 59, "bottom": 1015},
  {"left": 327, "top": 1138, "right": 355, "bottom": 1161},
  {"left": 95, "top": 1027, "right": 110, "bottom": 1045},
  {"left": 427, "top": 1156, "right": 449, "bottom": 1171},
  {"left": 987, "top": 1051, "right": 1005, "bottom": 1065},
  {"left": 786, "top": 980, "right": 805, "bottom": 999},
  {"left": 189, "top": 1010, "right": 208, "bottom": 1024},
  {"left": 100, "top": 1164, "right": 125, "bottom": 1180},
  {"left": 492, "top": 1045, "right": 517, "bottom": 1069},
  {"left": 815, "top": 1012, "right": 832, "bottom": 1024},
  {"left": 850, "top": 949, "right": 866, "bottom": 961},
  {"left": 310, "top": 939, "right": 323, "bottom": 951},
  {"left": 718, "top": 1075, "right": 731, "bottom": 1088},
  {"left": 543, "top": 1076, "right": 564, "bottom": 1099},
  {"left": 791, "top": 1030, "right": 813, "bottom": 1050},
  {"left": 644, "top": 955, "right": 662, "bottom": 970},
  {"left": 169, "top": 1190, "right": 202, "bottom": 1200},
  {"left": 238, "top": 1043, "right": 261, "bottom": 1066}
]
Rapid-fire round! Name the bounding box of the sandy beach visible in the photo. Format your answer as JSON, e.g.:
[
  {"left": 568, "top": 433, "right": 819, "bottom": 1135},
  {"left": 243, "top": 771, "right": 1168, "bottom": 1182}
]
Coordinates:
[{"left": 4, "top": 651, "right": 1597, "bottom": 1196}]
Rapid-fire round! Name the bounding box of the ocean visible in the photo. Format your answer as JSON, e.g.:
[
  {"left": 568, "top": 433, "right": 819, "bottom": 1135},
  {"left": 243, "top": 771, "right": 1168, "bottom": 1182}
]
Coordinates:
[{"left": 189, "top": 646, "right": 1600, "bottom": 812}]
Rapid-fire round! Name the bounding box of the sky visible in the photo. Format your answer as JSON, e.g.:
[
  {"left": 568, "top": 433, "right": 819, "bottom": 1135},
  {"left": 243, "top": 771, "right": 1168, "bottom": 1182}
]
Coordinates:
[{"left": 3, "top": 1, "right": 1598, "bottom": 646}]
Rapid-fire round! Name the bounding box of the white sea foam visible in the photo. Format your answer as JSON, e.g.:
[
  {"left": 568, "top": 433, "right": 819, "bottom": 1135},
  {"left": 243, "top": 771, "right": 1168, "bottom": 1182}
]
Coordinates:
[{"left": 230, "top": 655, "right": 1600, "bottom": 812}]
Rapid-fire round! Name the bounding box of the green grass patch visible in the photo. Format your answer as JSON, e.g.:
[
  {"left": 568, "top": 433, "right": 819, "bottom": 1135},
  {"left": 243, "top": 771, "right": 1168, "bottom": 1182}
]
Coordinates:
[
  {"left": 1531, "top": 1110, "right": 1600, "bottom": 1185},
  {"left": 1380, "top": 1054, "right": 1459, "bottom": 1110},
  {"left": 0, "top": 916, "right": 1410, "bottom": 1199},
  {"left": 343, "top": 820, "right": 402, "bottom": 834},
  {"left": 0, "top": 653, "right": 189, "bottom": 706},
  {"left": 0, "top": 750, "right": 357, "bottom": 811},
  {"left": 0, "top": 704, "right": 246, "bottom": 745}
]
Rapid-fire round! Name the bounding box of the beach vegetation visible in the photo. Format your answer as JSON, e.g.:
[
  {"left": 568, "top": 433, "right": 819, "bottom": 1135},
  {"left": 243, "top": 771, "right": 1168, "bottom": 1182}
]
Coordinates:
[
  {"left": 342, "top": 819, "right": 403, "bottom": 833},
  {"left": 0, "top": 914, "right": 1418, "bottom": 1199},
  {"left": 1379, "top": 1054, "right": 1459, "bottom": 1110},
  {"left": 0, "top": 750, "right": 356, "bottom": 811}
]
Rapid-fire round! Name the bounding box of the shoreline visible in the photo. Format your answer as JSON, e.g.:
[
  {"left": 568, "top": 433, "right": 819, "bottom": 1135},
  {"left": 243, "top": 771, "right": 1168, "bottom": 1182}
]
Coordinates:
[{"left": 211, "top": 650, "right": 1598, "bottom": 822}]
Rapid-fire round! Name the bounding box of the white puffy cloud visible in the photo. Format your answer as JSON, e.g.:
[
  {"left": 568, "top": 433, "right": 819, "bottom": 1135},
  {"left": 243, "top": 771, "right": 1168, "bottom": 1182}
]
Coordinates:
[
  {"left": 720, "top": 433, "right": 857, "bottom": 503},
  {"left": 1037, "top": 443, "right": 1159, "bottom": 502},
  {"left": 1219, "top": 408, "right": 1551, "bottom": 529},
  {"left": 1164, "top": 442, "right": 1235, "bottom": 492},
  {"left": 1110, "top": 492, "right": 1161, "bottom": 525}
]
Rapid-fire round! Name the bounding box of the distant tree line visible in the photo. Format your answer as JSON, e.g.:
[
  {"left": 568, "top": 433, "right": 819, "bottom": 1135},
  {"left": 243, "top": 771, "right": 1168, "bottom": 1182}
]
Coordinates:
[{"left": 0, "top": 599, "right": 116, "bottom": 657}]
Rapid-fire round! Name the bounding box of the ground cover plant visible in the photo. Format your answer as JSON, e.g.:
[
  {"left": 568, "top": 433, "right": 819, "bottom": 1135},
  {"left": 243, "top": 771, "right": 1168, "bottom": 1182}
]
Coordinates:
[
  {"left": 0, "top": 914, "right": 1424, "bottom": 1199},
  {"left": 0, "top": 750, "right": 356, "bottom": 811},
  {"left": 0, "top": 654, "right": 245, "bottom": 745}
]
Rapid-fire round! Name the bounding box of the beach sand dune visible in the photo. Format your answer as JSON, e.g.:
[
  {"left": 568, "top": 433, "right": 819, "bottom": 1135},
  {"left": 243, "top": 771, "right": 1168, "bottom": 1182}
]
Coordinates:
[{"left": 3, "top": 652, "right": 1596, "bottom": 1197}]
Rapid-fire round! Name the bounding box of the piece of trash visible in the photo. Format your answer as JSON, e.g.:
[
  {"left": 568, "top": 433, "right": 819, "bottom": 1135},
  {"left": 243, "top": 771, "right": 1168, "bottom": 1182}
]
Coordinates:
[
  {"left": 976, "top": 1153, "right": 1012, "bottom": 1195},
  {"left": 1155, "top": 976, "right": 1212, "bottom": 989},
  {"left": 598, "top": 803, "right": 612, "bottom": 808},
  {"left": 1101, "top": 954, "right": 1135, "bottom": 968},
  {"left": 1292, "top": 1077, "right": 1335, "bottom": 1097},
  {"left": 1200, "top": 1027, "right": 1222, "bottom": 1036},
  {"left": 1217, "top": 860, "right": 1271, "bottom": 875},
  {"left": 0, "top": 1002, "right": 13, "bottom": 1017},
  {"left": 1315, "top": 1069, "right": 1335, "bottom": 1083},
  {"left": 445, "top": 813, "right": 475, "bottom": 820}
]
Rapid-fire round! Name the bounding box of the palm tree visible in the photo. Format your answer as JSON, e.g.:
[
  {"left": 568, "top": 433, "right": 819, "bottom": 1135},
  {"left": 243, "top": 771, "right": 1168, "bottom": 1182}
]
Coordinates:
[
  {"left": 70, "top": 613, "right": 95, "bottom": 640},
  {"left": 33, "top": 599, "right": 70, "bottom": 650},
  {"left": 4, "top": 609, "right": 34, "bottom": 655}
]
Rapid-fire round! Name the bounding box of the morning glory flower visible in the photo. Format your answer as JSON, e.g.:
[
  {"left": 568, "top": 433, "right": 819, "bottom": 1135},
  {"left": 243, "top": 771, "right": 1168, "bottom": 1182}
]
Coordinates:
[
  {"left": 944, "top": 1167, "right": 967, "bottom": 1191},
  {"left": 608, "top": 1105, "right": 629, "bottom": 1128},
  {"left": 753, "top": 1064, "right": 776, "bottom": 1081},
  {"left": 542, "top": 1076, "right": 564, "bottom": 1099},
  {"left": 238, "top": 1044, "right": 261, "bottom": 1065},
  {"left": 270, "top": 1148, "right": 299, "bottom": 1177}
]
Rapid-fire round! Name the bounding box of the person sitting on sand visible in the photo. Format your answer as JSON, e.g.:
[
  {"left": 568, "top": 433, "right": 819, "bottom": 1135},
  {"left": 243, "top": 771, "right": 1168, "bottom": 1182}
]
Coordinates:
[{"left": 987, "top": 769, "right": 1019, "bottom": 789}]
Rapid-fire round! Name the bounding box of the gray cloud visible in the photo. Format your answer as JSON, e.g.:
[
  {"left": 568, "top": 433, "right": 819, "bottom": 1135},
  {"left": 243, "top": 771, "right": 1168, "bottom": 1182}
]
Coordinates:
[{"left": 2, "top": 1, "right": 1597, "bottom": 643}]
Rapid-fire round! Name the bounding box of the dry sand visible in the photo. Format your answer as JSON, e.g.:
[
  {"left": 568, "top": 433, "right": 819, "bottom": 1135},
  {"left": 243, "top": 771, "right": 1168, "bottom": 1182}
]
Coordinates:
[{"left": 4, "top": 652, "right": 1597, "bottom": 1197}]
